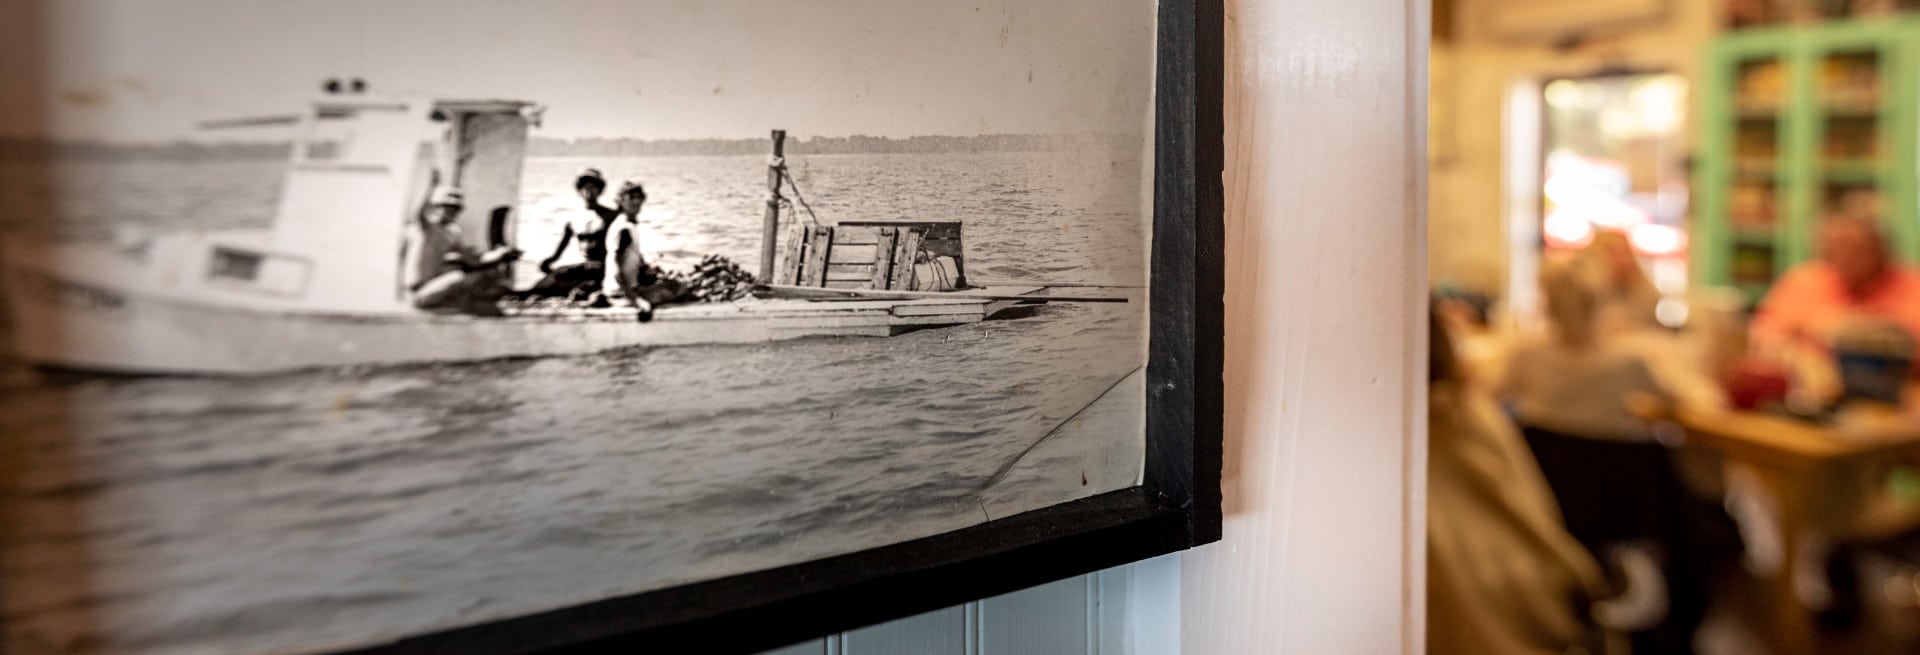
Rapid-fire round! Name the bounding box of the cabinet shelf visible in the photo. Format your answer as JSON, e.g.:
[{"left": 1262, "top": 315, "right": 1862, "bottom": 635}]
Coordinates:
[
  {"left": 1823, "top": 160, "right": 1881, "bottom": 183},
  {"left": 1700, "top": 18, "right": 1920, "bottom": 301},
  {"left": 1731, "top": 227, "right": 1776, "bottom": 245},
  {"left": 1822, "top": 103, "right": 1881, "bottom": 118}
]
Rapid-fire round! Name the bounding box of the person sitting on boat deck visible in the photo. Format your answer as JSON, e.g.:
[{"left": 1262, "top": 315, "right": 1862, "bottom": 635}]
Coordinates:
[
  {"left": 525, "top": 168, "right": 620, "bottom": 299},
  {"left": 596, "top": 180, "right": 679, "bottom": 322},
  {"left": 404, "top": 185, "right": 521, "bottom": 315}
]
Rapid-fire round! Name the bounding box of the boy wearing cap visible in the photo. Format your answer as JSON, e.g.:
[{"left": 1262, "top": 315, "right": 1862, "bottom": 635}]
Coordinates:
[
  {"left": 527, "top": 168, "right": 618, "bottom": 299},
  {"left": 403, "top": 182, "right": 520, "bottom": 314},
  {"left": 599, "top": 181, "right": 682, "bottom": 321}
]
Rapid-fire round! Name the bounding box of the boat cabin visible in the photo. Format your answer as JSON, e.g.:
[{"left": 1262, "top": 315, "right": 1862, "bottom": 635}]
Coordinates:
[
  {"left": 264, "top": 97, "right": 540, "bottom": 310},
  {"left": 33, "top": 96, "right": 547, "bottom": 315}
]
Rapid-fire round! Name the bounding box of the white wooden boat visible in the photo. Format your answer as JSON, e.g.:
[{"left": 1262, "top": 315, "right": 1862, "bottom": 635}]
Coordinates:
[
  {"left": 0, "top": 95, "right": 1102, "bottom": 375},
  {"left": 1, "top": 259, "right": 1040, "bottom": 374}
]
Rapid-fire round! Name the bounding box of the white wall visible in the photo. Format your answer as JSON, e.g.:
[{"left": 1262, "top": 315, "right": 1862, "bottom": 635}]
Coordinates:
[
  {"left": 1179, "top": 0, "right": 1428, "bottom": 652},
  {"left": 769, "top": 0, "right": 1430, "bottom": 650}
]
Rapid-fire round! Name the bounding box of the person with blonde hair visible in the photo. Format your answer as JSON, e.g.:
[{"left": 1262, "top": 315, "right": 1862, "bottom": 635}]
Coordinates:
[
  {"left": 1578, "top": 230, "right": 1663, "bottom": 337},
  {"left": 1500, "top": 261, "right": 1669, "bottom": 440},
  {"left": 1498, "top": 263, "right": 1721, "bottom": 654}
]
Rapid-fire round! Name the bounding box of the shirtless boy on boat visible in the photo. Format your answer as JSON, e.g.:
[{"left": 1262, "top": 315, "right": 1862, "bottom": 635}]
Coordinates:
[{"left": 525, "top": 168, "right": 618, "bottom": 299}]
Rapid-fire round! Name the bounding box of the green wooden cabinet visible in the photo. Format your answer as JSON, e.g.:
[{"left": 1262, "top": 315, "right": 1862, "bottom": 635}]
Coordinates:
[{"left": 1695, "top": 18, "right": 1920, "bottom": 303}]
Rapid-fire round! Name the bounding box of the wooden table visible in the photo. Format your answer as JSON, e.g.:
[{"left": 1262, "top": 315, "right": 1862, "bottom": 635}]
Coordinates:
[{"left": 1671, "top": 404, "right": 1920, "bottom": 655}]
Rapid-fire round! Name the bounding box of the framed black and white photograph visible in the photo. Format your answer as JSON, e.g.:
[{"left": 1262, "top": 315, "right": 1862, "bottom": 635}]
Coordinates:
[{"left": 0, "top": 1, "right": 1222, "bottom": 653}]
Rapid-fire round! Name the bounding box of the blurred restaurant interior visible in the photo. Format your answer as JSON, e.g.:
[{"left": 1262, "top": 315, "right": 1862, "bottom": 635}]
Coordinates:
[{"left": 1426, "top": 0, "right": 1920, "bottom": 653}]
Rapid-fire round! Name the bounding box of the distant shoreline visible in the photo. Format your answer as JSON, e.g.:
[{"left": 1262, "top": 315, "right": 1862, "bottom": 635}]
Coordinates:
[{"left": 0, "top": 134, "right": 1138, "bottom": 161}]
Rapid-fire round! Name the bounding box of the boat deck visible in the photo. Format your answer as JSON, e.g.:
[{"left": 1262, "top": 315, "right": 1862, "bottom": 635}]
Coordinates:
[
  {"left": 4, "top": 284, "right": 1048, "bottom": 374},
  {"left": 496, "top": 287, "right": 1044, "bottom": 325}
]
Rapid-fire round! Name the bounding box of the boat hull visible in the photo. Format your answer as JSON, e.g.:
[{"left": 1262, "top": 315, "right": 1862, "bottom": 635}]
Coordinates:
[{"left": 3, "top": 265, "right": 1032, "bottom": 375}]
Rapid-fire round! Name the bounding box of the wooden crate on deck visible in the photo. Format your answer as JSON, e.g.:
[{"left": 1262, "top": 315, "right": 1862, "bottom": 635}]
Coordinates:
[{"left": 775, "top": 221, "right": 966, "bottom": 290}]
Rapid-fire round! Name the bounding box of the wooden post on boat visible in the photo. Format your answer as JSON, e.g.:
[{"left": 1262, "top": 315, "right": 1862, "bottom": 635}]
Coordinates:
[{"left": 759, "top": 129, "right": 787, "bottom": 282}]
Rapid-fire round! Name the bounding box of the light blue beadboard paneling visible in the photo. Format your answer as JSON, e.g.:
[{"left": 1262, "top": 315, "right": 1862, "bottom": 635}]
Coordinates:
[
  {"left": 841, "top": 605, "right": 970, "bottom": 655},
  {"left": 758, "top": 560, "right": 1183, "bottom": 655},
  {"left": 1095, "top": 567, "right": 1130, "bottom": 653},
  {"left": 1117, "top": 554, "right": 1181, "bottom": 655},
  {"left": 979, "top": 576, "right": 1093, "bottom": 655},
  {"left": 760, "top": 637, "right": 829, "bottom": 655}
]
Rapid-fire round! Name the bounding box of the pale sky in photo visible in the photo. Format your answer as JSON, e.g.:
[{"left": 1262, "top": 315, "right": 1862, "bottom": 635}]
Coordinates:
[{"left": 0, "top": 0, "right": 1157, "bottom": 142}]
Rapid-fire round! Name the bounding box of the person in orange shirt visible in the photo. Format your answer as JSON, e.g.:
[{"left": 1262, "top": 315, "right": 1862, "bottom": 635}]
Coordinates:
[{"left": 1751, "top": 217, "right": 1920, "bottom": 353}]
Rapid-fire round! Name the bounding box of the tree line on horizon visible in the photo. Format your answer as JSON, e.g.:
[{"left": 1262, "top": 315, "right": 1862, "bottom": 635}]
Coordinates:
[{"left": 0, "top": 133, "right": 1129, "bottom": 161}]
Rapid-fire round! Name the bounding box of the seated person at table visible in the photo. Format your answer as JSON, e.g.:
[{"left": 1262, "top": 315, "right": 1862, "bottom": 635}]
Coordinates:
[
  {"left": 1751, "top": 216, "right": 1920, "bottom": 357},
  {"left": 1498, "top": 265, "right": 1719, "bottom": 654},
  {"left": 1499, "top": 263, "right": 1671, "bottom": 441},
  {"left": 403, "top": 186, "right": 520, "bottom": 315},
  {"left": 1741, "top": 219, "right": 1920, "bottom": 621},
  {"left": 1429, "top": 308, "right": 1625, "bottom": 655}
]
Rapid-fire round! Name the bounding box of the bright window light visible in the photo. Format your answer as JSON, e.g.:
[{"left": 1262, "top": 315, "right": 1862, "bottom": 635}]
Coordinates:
[
  {"left": 1630, "top": 223, "right": 1687, "bottom": 257},
  {"left": 1543, "top": 212, "right": 1596, "bottom": 249}
]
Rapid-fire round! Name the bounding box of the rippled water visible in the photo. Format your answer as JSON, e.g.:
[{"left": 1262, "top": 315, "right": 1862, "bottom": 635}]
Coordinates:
[{"left": 0, "top": 150, "right": 1148, "bottom": 655}]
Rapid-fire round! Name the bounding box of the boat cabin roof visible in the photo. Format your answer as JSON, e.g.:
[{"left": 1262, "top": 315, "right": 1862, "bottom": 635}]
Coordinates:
[
  {"left": 307, "top": 97, "right": 539, "bottom": 119},
  {"left": 429, "top": 99, "right": 541, "bottom": 114}
]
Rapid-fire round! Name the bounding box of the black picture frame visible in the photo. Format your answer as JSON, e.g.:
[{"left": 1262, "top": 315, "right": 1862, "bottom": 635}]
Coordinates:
[{"left": 335, "top": 2, "right": 1223, "bottom": 653}]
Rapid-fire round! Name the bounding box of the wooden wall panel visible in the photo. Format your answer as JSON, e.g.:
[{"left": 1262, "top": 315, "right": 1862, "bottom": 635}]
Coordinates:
[{"left": 1181, "top": 0, "right": 1427, "bottom": 653}]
